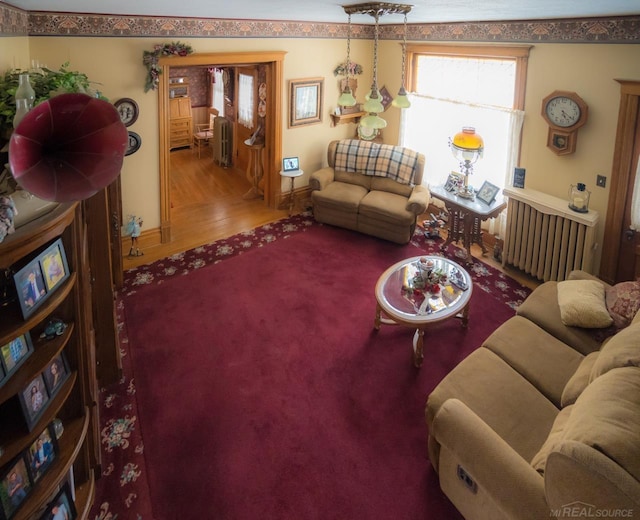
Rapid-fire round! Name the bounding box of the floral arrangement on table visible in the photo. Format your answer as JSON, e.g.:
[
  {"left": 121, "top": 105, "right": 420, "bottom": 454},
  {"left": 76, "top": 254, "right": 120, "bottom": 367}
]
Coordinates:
[
  {"left": 333, "top": 61, "right": 363, "bottom": 77},
  {"left": 412, "top": 258, "right": 448, "bottom": 294},
  {"left": 143, "top": 42, "right": 194, "bottom": 92}
]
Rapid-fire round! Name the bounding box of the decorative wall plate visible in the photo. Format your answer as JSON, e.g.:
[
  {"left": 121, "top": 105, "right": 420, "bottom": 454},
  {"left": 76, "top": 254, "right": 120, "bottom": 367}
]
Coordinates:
[
  {"left": 125, "top": 131, "right": 142, "bottom": 156},
  {"left": 258, "top": 82, "right": 267, "bottom": 100},
  {"left": 258, "top": 100, "right": 267, "bottom": 118},
  {"left": 114, "top": 98, "right": 139, "bottom": 127},
  {"left": 358, "top": 124, "right": 378, "bottom": 141}
]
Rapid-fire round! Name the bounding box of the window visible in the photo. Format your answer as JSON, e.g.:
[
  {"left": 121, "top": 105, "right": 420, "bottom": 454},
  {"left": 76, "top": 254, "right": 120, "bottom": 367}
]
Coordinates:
[
  {"left": 400, "top": 44, "right": 530, "bottom": 234},
  {"left": 210, "top": 68, "right": 225, "bottom": 118},
  {"left": 238, "top": 71, "right": 255, "bottom": 129}
]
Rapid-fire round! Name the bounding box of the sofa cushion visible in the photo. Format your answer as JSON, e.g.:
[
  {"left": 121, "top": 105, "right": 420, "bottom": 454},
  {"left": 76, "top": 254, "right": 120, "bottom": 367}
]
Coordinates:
[
  {"left": 516, "top": 281, "right": 603, "bottom": 355},
  {"left": 426, "top": 347, "right": 560, "bottom": 463},
  {"left": 370, "top": 176, "right": 413, "bottom": 198},
  {"left": 561, "top": 351, "right": 599, "bottom": 407},
  {"left": 482, "top": 316, "right": 583, "bottom": 408},
  {"left": 532, "top": 367, "right": 640, "bottom": 482},
  {"left": 334, "top": 169, "right": 372, "bottom": 190},
  {"left": 311, "top": 181, "right": 368, "bottom": 211},
  {"left": 530, "top": 405, "right": 573, "bottom": 473},
  {"left": 590, "top": 321, "right": 640, "bottom": 381},
  {"left": 358, "top": 190, "right": 416, "bottom": 225},
  {"left": 557, "top": 279, "right": 613, "bottom": 328},
  {"left": 606, "top": 280, "right": 640, "bottom": 329}
]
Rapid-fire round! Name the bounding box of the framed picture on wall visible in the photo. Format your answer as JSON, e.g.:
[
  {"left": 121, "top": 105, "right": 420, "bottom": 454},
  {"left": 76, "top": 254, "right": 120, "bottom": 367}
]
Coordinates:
[{"left": 289, "top": 77, "right": 324, "bottom": 127}]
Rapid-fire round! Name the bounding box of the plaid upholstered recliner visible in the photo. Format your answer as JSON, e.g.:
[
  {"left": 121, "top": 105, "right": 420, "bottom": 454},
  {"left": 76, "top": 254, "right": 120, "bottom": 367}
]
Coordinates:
[{"left": 309, "top": 139, "right": 429, "bottom": 244}]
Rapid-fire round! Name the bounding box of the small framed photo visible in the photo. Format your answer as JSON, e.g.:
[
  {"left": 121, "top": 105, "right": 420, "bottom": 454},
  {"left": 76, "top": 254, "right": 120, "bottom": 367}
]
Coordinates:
[
  {"left": 43, "top": 354, "right": 69, "bottom": 396},
  {"left": 26, "top": 425, "right": 57, "bottom": 484},
  {"left": 0, "top": 332, "right": 33, "bottom": 381},
  {"left": 476, "top": 181, "right": 501, "bottom": 205},
  {"left": 444, "top": 171, "right": 465, "bottom": 192},
  {"left": 19, "top": 374, "right": 50, "bottom": 432},
  {"left": 0, "top": 455, "right": 32, "bottom": 519},
  {"left": 39, "top": 239, "right": 69, "bottom": 293},
  {"left": 282, "top": 157, "right": 299, "bottom": 172},
  {"left": 13, "top": 258, "right": 47, "bottom": 320},
  {"left": 40, "top": 481, "right": 77, "bottom": 520},
  {"left": 379, "top": 85, "right": 393, "bottom": 111},
  {"left": 289, "top": 77, "right": 323, "bottom": 128}
]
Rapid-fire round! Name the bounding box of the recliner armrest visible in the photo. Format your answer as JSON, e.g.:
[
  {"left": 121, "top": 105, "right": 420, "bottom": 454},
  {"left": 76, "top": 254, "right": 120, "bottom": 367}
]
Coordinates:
[
  {"left": 406, "top": 184, "right": 430, "bottom": 215},
  {"left": 309, "top": 167, "right": 335, "bottom": 191},
  {"left": 432, "top": 398, "right": 549, "bottom": 519}
]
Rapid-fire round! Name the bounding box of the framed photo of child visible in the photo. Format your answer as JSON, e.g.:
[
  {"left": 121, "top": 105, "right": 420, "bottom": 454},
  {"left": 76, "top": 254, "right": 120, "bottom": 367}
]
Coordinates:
[
  {"left": 13, "top": 259, "right": 47, "bottom": 320},
  {"left": 39, "top": 239, "right": 69, "bottom": 293},
  {"left": 41, "top": 482, "right": 77, "bottom": 520},
  {"left": 18, "top": 374, "right": 50, "bottom": 432}
]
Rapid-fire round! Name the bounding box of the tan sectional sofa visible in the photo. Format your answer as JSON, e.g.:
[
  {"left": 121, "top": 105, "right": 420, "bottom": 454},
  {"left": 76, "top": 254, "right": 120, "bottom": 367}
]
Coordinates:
[
  {"left": 309, "top": 139, "right": 429, "bottom": 244},
  {"left": 426, "top": 270, "right": 640, "bottom": 520}
]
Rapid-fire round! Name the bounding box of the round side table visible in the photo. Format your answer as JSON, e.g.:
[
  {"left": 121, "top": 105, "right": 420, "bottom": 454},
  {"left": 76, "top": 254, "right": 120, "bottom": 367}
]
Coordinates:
[{"left": 279, "top": 168, "right": 304, "bottom": 215}]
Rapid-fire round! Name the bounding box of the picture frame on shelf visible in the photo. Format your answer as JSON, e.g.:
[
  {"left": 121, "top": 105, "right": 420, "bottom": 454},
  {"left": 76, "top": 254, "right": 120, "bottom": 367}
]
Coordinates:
[
  {"left": 476, "top": 180, "right": 501, "bottom": 205},
  {"left": 26, "top": 424, "right": 57, "bottom": 484},
  {"left": 39, "top": 239, "right": 69, "bottom": 293},
  {"left": 40, "top": 481, "right": 77, "bottom": 520},
  {"left": 42, "top": 354, "right": 69, "bottom": 396},
  {"left": 289, "top": 77, "right": 324, "bottom": 128},
  {"left": 19, "top": 374, "right": 50, "bottom": 432},
  {"left": 444, "top": 171, "right": 465, "bottom": 193},
  {"left": 13, "top": 258, "right": 48, "bottom": 320},
  {"left": 0, "top": 332, "right": 33, "bottom": 381},
  {"left": 0, "top": 455, "right": 32, "bottom": 520}
]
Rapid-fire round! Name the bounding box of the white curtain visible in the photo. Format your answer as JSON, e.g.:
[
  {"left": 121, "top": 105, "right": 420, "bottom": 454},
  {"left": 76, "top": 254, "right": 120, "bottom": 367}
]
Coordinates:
[
  {"left": 631, "top": 158, "right": 640, "bottom": 230},
  {"left": 238, "top": 73, "right": 254, "bottom": 129},
  {"left": 210, "top": 68, "right": 225, "bottom": 117},
  {"left": 400, "top": 93, "right": 525, "bottom": 237}
]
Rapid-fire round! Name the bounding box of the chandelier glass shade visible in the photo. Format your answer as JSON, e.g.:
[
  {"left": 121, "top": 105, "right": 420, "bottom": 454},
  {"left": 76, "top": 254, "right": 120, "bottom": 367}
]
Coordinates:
[{"left": 338, "top": 13, "right": 357, "bottom": 107}]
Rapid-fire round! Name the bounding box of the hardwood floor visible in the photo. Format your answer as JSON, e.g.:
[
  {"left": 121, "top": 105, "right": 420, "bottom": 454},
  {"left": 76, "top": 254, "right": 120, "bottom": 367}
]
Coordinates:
[
  {"left": 122, "top": 146, "right": 539, "bottom": 290},
  {"left": 123, "top": 146, "right": 288, "bottom": 269}
]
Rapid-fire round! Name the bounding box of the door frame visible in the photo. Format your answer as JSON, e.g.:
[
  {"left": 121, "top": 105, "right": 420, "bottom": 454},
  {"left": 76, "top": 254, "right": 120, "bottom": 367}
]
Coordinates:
[
  {"left": 157, "top": 51, "right": 286, "bottom": 243},
  {"left": 599, "top": 79, "right": 640, "bottom": 284}
]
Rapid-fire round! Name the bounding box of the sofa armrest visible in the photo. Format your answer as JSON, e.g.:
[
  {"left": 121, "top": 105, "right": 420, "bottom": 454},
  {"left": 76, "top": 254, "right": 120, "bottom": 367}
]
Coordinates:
[
  {"left": 406, "top": 184, "right": 430, "bottom": 215},
  {"left": 309, "top": 167, "right": 335, "bottom": 191},
  {"left": 432, "top": 398, "right": 549, "bottom": 519}
]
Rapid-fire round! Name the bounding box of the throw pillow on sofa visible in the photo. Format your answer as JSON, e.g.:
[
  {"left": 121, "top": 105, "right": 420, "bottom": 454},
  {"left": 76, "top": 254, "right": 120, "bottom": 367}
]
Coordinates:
[
  {"left": 606, "top": 280, "right": 640, "bottom": 329},
  {"left": 557, "top": 280, "right": 613, "bottom": 328}
]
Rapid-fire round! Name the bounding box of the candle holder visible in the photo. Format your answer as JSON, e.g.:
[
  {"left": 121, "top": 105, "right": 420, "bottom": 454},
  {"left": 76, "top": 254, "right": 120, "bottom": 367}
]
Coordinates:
[{"left": 568, "top": 183, "right": 590, "bottom": 213}]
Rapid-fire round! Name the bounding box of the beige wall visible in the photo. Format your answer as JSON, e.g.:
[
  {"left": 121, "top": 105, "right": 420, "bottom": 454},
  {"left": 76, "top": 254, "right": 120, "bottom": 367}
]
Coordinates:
[
  {"left": 4, "top": 35, "right": 640, "bottom": 271},
  {"left": 23, "top": 37, "right": 373, "bottom": 230}
]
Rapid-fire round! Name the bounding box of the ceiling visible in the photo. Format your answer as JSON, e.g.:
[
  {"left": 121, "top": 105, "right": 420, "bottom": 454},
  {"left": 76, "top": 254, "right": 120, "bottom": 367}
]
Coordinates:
[{"left": 5, "top": 0, "right": 640, "bottom": 24}]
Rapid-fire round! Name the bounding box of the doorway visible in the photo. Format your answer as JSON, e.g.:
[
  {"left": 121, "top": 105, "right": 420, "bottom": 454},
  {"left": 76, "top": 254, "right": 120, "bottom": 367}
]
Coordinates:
[{"left": 157, "top": 51, "right": 286, "bottom": 244}]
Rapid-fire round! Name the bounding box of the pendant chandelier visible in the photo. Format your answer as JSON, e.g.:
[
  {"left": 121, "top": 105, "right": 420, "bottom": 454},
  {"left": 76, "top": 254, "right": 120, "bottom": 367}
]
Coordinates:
[{"left": 341, "top": 2, "right": 413, "bottom": 129}]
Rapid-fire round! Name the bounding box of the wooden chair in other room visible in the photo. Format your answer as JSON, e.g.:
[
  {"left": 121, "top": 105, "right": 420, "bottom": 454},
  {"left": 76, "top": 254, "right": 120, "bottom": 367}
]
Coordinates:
[{"left": 193, "top": 108, "right": 219, "bottom": 159}]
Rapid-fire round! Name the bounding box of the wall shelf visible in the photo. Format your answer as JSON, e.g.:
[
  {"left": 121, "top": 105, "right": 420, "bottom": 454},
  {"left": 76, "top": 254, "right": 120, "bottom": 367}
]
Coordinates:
[{"left": 330, "top": 111, "right": 366, "bottom": 127}]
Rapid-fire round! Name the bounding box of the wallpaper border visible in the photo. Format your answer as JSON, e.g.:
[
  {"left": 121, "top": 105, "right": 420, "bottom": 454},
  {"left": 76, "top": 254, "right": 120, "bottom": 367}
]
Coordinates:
[{"left": 0, "top": 3, "right": 639, "bottom": 43}]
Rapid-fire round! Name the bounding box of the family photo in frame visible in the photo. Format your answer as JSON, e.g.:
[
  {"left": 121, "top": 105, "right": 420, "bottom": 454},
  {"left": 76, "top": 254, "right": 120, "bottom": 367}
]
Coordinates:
[
  {"left": 444, "top": 171, "right": 465, "bottom": 193},
  {"left": 43, "top": 354, "right": 69, "bottom": 396},
  {"left": 0, "top": 332, "right": 33, "bottom": 382},
  {"left": 19, "top": 374, "right": 50, "bottom": 432},
  {"left": 0, "top": 455, "right": 32, "bottom": 519},
  {"left": 26, "top": 425, "right": 57, "bottom": 484},
  {"left": 41, "top": 482, "right": 77, "bottom": 520},
  {"left": 476, "top": 181, "right": 501, "bottom": 205},
  {"left": 13, "top": 239, "right": 69, "bottom": 320}
]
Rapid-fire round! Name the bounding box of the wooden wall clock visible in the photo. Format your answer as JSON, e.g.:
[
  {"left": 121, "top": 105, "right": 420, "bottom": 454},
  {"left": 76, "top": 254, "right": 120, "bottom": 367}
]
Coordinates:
[{"left": 541, "top": 90, "right": 588, "bottom": 155}]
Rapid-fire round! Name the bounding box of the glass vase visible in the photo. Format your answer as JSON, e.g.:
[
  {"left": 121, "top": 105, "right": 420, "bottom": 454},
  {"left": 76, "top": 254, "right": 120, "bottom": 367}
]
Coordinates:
[
  {"left": 15, "top": 73, "right": 36, "bottom": 109},
  {"left": 13, "top": 98, "right": 30, "bottom": 129}
]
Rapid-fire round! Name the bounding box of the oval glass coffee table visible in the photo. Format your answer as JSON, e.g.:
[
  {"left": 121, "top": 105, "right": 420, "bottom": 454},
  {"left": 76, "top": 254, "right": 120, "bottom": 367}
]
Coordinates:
[{"left": 374, "top": 255, "right": 473, "bottom": 367}]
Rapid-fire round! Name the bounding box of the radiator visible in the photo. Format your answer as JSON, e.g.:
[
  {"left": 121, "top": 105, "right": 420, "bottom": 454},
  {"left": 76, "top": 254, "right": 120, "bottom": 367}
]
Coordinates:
[
  {"left": 502, "top": 187, "right": 599, "bottom": 282},
  {"left": 213, "top": 116, "right": 232, "bottom": 167}
]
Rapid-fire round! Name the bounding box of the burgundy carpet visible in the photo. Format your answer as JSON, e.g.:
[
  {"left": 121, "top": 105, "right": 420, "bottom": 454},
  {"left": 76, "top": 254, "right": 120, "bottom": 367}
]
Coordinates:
[{"left": 90, "top": 215, "right": 531, "bottom": 520}]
